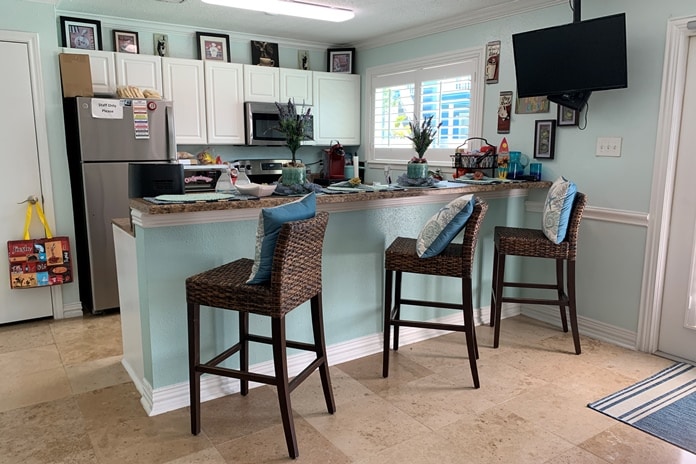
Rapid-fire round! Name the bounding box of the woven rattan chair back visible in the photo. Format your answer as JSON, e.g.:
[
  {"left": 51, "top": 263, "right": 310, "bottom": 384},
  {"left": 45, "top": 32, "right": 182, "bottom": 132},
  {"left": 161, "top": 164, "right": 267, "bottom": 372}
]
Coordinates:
[
  {"left": 383, "top": 197, "right": 488, "bottom": 389},
  {"left": 490, "top": 192, "right": 587, "bottom": 354}
]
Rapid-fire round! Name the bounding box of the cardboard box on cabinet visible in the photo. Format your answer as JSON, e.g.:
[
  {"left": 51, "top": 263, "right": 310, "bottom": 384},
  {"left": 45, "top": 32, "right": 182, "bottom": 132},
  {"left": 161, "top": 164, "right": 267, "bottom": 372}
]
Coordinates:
[{"left": 59, "top": 53, "right": 93, "bottom": 97}]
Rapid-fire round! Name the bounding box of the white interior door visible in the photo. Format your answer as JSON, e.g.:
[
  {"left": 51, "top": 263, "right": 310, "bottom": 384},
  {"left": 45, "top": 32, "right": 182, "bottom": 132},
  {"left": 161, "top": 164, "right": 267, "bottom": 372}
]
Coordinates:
[
  {"left": 0, "top": 33, "right": 56, "bottom": 323},
  {"left": 657, "top": 36, "right": 696, "bottom": 362}
]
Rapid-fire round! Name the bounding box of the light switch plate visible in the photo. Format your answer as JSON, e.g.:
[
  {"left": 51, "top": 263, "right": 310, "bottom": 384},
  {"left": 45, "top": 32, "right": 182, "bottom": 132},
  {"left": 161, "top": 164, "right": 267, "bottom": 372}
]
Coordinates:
[{"left": 596, "top": 137, "right": 622, "bottom": 157}]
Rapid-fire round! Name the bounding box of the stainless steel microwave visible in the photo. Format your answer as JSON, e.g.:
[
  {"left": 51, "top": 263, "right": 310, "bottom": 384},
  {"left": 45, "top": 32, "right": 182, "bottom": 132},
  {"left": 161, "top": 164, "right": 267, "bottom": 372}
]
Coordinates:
[{"left": 244, "top": 101, "right": 314, "bottom": 146}]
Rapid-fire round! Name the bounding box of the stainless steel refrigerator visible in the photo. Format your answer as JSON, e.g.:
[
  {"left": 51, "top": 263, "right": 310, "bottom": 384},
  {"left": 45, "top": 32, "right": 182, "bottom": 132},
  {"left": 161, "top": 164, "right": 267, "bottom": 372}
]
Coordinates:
[{"left": 63, "top": 97, "right": 176, "bottom": 313}]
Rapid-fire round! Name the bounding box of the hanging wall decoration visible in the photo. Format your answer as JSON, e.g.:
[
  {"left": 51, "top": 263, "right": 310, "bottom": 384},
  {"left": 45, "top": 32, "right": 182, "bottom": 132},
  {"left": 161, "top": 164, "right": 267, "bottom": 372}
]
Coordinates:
[
  {"left": 516, "top": 96, "right": 549, "bottom": 114},
  {"left": 251, "top": 41, "right": 279, "bottom": 67},
  {"left": 485, "top": 40, "right": 501, "bottom": 84},
  {"left": 497, "top": 91, "right": 512, "bottom": 133}
]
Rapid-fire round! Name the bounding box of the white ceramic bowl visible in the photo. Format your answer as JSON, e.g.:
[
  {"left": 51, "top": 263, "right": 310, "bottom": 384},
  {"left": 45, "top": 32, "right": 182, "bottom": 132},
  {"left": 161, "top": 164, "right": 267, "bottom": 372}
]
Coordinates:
[{"left": 236, "top": 183, "right": 276, "bottom": 197}]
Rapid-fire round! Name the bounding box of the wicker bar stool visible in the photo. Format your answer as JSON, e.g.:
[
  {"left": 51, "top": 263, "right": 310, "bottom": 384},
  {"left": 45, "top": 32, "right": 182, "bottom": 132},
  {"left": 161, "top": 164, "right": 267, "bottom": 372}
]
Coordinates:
[
  {"left": 490, "top": 192, "right": 587, "bottom": 354},
  {"left": 383, "top": 197, "right": 488, "bottom": 388},
  {"left": 186, "top": 212, "right": 334, "bottom": 459}
]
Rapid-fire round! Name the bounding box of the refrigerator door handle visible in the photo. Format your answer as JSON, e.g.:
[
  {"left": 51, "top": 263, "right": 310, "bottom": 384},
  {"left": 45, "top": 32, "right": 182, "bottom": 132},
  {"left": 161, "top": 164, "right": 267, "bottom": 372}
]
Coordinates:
[{"left": 166, "top": 104, "right": 177, "bottom": 162}]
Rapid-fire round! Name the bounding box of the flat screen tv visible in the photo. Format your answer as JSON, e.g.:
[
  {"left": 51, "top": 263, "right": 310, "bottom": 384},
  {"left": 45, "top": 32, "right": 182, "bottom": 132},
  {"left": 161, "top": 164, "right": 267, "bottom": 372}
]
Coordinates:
[{"left": 512, "top": 13, "right": 628, "bottom": 111}]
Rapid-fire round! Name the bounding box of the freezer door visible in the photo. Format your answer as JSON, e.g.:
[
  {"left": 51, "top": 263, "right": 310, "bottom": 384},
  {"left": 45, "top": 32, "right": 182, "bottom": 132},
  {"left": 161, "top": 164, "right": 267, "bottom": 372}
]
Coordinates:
[
  {"left": 75, "top": 97, "right": 175, "bottom": 162},
  {"left": 81, "top": 162, "right": 135, "bottom": 311}
]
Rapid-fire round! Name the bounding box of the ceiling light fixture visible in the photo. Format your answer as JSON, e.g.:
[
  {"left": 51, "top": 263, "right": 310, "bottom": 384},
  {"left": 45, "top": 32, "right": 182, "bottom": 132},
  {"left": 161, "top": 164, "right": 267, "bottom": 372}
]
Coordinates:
[{"left": 201, "top": 0, "right": 354, "bottom": 23}]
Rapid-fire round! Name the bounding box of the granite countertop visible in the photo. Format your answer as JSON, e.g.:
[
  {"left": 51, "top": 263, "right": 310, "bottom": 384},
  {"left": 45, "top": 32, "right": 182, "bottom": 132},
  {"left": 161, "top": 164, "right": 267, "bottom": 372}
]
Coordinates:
[{"left": 129, "top": 181, "right": 551, "bottom": 215}]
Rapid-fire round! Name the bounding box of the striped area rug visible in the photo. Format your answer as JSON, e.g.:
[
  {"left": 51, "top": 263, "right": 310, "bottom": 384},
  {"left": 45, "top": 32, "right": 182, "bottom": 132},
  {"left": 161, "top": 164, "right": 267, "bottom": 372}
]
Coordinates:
[{"left": 588, "top": 362, "right": 696, "bottom": 454}]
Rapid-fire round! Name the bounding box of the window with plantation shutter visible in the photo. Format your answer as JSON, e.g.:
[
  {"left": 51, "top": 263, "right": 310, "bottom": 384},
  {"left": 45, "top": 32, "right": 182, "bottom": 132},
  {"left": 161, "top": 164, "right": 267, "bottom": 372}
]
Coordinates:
[{"left": 367, "top": 48, "right": 484, "bottom": 166}]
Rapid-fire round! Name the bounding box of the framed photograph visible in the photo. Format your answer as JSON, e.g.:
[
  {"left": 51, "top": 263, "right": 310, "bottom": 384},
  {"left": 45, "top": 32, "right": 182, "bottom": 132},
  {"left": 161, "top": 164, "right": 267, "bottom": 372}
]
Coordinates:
[
  {"left": 298, "top": 50, "right": 310, "bottom": 70},
  {"left": 557, "top": 105, "right": 579, "bottom": 126},
  {"left": 154, "top": 33, "right": 169, "bottom": 57},
  {"left": 196, "top": 32, "right": 230, "bottom": 62},
  {"left": 113, "top": 30, "right": 139, "bottom": 54},
  {"left": 485, "top": 40, "right": 501, "bottom": 84},
  {"left": 515, "top": 96, "right": 550, "bottom": 114},
  {"left": 497, "top": 91, "right": 512, "bottom": 134},
  {"left": 60, "top": 16, "right": 102, "bottom": 50},
  {"left": 534, "top": 119, "right": 556, "bottom": 159},
  {"left": 328, "top": 48, "right": 355, "bottom": 73},
  {"left": 251, "top": 41, "right": 279, "bottom": 67}
]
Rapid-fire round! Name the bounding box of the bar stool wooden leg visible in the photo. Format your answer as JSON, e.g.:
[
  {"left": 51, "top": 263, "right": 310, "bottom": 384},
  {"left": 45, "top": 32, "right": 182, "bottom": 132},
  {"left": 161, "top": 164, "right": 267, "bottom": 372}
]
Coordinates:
[
  {"left": 311, "top": 294, "right": 336, "bottom": 414},
  {"left": 556, "top": 260, "right": 569, "bottom": 333},
  {"left": 567, "top": 262, "right": 581, "bottom": 355},
  {"left": 187, "top": 302, "right": 201, "bottom": 435},
  {"left": 271, "top": 317, "right": 298, "bottom": 459},
  {"left": 382, "top": 269, "right": 393, "bottom": 378},
  {"left": 393, "top": 271, "right": 403, "bottom": 351},
  {"left": 493, "top": 251, "right": 506, "bottom": 349},
  {"left": 239, "top": 311, "right": 249, "bottom": 396},
  {"left": 489, "top": 243, "right": 500, "bottom": 327},
  {"left": 462, "top": 278, "right": 480, "bottom": 388}
]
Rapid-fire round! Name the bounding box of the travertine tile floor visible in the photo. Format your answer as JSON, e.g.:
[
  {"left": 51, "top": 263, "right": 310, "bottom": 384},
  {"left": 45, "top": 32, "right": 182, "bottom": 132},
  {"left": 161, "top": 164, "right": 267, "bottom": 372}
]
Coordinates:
[{"left": 1, "top": 312, "right": 695, "bottom": 463}]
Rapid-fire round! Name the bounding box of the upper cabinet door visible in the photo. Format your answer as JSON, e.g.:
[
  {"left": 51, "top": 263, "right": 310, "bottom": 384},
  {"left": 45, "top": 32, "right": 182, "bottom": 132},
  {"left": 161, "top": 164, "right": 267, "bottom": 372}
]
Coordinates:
[
  {"left": 313, "top": 71, "right": 361, "bottom": 146},
  {"left": 162, "top": 57, "right": 206, "bottom": 145},
  {"left": 63, "top": 48, "right": 116, "bottom": 95},
  {"left": 115, "top": 53, "right": 163, "bottom": 94},
  {"left": 243, "top": 65, "right": 279, "bottom": 102},
  {"left": 206, "top": 61, "right": 245, "bottom": 145},
  {"left": 280, "top": 69, "right": 312, "bottom": 105}
]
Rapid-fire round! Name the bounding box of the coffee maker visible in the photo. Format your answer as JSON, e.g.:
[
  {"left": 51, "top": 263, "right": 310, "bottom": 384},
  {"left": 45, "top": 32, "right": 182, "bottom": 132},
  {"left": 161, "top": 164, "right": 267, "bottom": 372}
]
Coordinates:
[{"left": 322, "top": 140, "right": 346, "bottom": 181}]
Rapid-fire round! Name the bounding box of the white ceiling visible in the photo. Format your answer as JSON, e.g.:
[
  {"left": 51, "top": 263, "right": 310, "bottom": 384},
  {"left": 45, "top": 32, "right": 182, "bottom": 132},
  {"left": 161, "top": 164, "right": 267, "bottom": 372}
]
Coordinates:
[{"left": 54, "top": 0, "right": 565, "bottom": 48}]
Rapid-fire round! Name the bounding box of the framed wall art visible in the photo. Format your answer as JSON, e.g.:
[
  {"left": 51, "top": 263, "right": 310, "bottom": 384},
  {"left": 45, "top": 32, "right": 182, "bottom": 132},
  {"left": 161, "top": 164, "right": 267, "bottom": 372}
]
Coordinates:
[
  {"left": 196, "top": 32, "right": 230, "bottom": 62},
  {"left": 485, "top": 40, "right": 501, "bottom": 84},
  {"left": 298, "top": 50, "right": 310, "bottom": 70},
  {"left": 251, "top": 41, "right": 279, "bottom": 67},
  {"left": 515, "top": 96, "right": 550, "bottom": 114},
  {"left": 328, "top": 48, "right": 355, "bottom": 73},
  {"left": 113, "top": 30, "right": 139, "bottom": 54},
  {"left": 533, "top": 119, "right": 556, "bottom": 159},
  {"left": 60, "top": 16, "right": 102, "bottom": 50},
  {"left": 154, "top": 33, "right": 169, "bottom": 57},
  {"left": 557, "top": 105, "right": 579, "bottom": 126},
  {"left": 497, "top": 91, "right": 512, "bottom": 134}
]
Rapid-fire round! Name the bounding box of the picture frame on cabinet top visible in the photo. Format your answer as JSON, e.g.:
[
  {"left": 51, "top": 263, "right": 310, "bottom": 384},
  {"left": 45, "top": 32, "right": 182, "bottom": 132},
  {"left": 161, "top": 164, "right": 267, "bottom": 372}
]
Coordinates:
[
  {"left": 251, "top": 41, "right": 279, "bottom": 67},
  {"left": 114, "top": 30, "right": 139, "bottom": 54},
  {"left": 60, "top": 16, "right": 102, "bottom": 50},
  {"left": 328, "top": 48, "right": 355, "bottom": 73},
  {"left": 154, "top": 33, "right": 169, "bottom": 57},
  {"left": 196, "top": 32, "right": 230, "bottom": 62}
]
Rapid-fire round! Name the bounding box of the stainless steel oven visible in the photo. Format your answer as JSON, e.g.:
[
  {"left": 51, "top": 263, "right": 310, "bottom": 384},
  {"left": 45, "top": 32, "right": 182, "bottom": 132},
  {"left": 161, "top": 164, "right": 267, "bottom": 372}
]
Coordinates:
[{"left": 244, "top": 101, "right": 313, "bottom": 146}]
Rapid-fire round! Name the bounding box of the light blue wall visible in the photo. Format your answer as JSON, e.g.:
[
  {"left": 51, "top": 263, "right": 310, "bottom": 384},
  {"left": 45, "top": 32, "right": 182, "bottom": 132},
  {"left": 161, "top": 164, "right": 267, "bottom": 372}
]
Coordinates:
[{"left": 5, "top": 0, "right": 695, "bottom": 332}]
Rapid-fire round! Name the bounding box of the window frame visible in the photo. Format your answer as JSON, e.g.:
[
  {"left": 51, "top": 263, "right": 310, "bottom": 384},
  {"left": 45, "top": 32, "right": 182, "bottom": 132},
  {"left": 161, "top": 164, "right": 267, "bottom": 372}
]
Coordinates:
[{"left": 365, "top": 47, "right": 485, "bottom": 167}]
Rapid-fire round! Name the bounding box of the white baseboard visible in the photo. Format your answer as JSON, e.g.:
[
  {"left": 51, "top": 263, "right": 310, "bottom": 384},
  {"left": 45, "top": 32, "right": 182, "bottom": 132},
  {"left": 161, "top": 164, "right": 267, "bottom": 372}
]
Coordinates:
[
  {"left": 135, "top": 303, "right": 634, "bottom": 416},
  {"left": 61, "top": 302, "right": 83, "bottom": 319}
]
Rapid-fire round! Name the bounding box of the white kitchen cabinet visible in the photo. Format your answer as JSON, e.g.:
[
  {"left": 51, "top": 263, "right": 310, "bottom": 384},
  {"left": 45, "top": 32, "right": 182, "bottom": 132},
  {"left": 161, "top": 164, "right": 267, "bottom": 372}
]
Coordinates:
[
  {"left": 62, "top": 48, "right": 116, "bottom": 95},
  {"left": 243, "top": 65, "right": 279, "bottom": 102},
  {"left": 115, "top": 52, "right": 163, "bottom": 94},
  {"left": 205, "top": 61, "right": 245, "bottom": 144},
  {"left": 280, "top": 68, "right": 313, "bottom": 105},
  {"left": 162, "top": 57, "right": 206, "bottom": 145},
  {"left": 312, "top": 71, "right": 361, "bottom": 145}
]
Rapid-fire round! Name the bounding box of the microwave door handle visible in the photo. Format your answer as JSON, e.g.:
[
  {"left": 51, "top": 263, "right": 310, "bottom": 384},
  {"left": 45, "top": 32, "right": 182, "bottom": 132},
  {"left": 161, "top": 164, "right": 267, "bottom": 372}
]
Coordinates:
[{"left": 166, "top": 104, "right": 176, "bottom": 162}]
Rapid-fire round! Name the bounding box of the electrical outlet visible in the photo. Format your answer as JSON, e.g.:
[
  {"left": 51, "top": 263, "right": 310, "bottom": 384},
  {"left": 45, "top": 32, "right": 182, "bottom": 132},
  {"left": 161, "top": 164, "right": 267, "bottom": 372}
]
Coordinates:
[{"left": 596, "top": 137, "right": 622, "bottom": 157}]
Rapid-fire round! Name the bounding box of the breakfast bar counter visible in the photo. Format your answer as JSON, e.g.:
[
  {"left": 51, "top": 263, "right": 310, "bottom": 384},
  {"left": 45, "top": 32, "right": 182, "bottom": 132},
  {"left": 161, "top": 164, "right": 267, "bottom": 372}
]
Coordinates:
[{"left": 116, "top": 181, "right": 550, "bottom": 416}]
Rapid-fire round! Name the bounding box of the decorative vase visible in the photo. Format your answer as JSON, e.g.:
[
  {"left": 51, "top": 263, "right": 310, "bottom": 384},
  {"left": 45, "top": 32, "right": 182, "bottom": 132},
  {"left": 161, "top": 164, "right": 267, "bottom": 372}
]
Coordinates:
[
  {"left": 407, "top": 162, "right": 429, "bottom": 179},
  {"left": 281, "top": 165, "right": 306, "bottom": 186}
]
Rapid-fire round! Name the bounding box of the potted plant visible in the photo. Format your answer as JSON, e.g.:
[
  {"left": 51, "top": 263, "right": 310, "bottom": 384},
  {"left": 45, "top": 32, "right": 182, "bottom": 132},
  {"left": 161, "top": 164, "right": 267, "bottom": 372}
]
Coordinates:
[
  {"left": 275, "top": 99, "right": 312, "bottom": 186},
  {"left": 406, "top": 115, "right": 441, "bottom": 179}
]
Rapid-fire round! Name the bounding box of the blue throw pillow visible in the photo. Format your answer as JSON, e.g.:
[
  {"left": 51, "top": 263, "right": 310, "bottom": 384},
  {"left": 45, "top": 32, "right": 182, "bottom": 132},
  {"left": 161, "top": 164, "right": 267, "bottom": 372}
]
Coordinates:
[
  {"left": 247, "top": 192, "right": 316, "bottom": 284},
  {"left": 542, "top": 176, "right": 577, "bottom": 244},
  {"left": 416, "top": 195, "right": 475, "bottom": 258}
]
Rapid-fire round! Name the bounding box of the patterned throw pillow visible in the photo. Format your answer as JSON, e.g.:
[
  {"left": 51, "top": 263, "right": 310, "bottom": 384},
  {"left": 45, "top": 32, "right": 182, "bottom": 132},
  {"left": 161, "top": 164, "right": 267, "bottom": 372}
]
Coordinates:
[
  {"left": 416, "top": 195, "right": 475, "bottom": 258},
  {"left": 247, "top": 193, "right": 316, "bottom": 284},
  {"left": 542, "top": 176, "right": 577, "bottom": 244}
]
